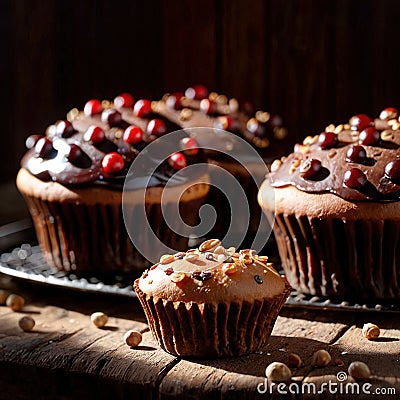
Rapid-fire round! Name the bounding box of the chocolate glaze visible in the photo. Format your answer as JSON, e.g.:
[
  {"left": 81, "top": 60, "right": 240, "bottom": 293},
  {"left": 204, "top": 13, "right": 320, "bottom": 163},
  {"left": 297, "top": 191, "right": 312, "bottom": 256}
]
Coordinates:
[
  {"left": 21, "top": 88, "right": 289, "bottom": 189},
  {"left": 271, "top": 112, "right": 400, "bottom": 202},
  {"left": 21, "top": 103, "right": 206, "bottom": 189}
]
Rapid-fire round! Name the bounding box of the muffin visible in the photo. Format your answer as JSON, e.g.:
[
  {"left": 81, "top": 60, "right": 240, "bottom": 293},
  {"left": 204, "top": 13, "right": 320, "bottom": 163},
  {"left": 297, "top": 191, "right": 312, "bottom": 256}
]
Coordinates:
[
  {"left": 258, "top": 108, "right": 400, "bottom": 300},
  {"left": 154, "top": 85, "right": 291, "bottom": 240},
  {"left": 134, "top": 238, "right": 291, "bottom": 357},
  {"left": 16, "top": 94, "right": 209, "bottom": 276}
]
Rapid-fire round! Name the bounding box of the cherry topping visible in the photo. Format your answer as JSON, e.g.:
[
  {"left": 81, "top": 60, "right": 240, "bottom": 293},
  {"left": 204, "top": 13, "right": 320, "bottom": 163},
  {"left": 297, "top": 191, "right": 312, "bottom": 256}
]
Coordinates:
[
  {"left": 84, "top": 125, "right": 105, "bottom": 143},
  {"left": 185, "top": 85, "right": 208, "bottom": 100},
  {"left": 343, "top": 168, "right": 368, "bottom": 189},
  {"left": 35, "top": 137, "right": 55, "bottom": 159},
  {"left": 379, "top": 107, "right": 399, "bottom": 120},
  {"left": 147, "top": 119, "right": 167, "bottom": 136},
  {"left": 300, "top": 159, "right": 322, "bottom": 180},
  {"left": 318, "top": 131, "right": 338, "bottom": 149},
  {"left": 133, "top": 99, "right": 152, "bottom": 117},
  {"left": 114, "top": 93, "right": 134, "bottom": 108},
  {"left": 384, "top": 160, "right": 400, "bottom": 184},
  {"left": 101, "top": 109, "right": 122, "bottom": 127},
  {"left": 350, "top": 114, "right": 373, "bottom": 131},
  {"left": 346, "top": 145, "right": 367, "bottom": 163},
  {"left": 55, "top": 120, "right": 75, "bottom": 138},
  {"left": 66, "top": 144, "right": 84, "bottom": 164},
  {"left": 84, "top": 99, "right": 103, "bottom": 116},
  {"left": 214, "top": 116, "right": 233, "bottom": 130},
  {"left": 168, "top": 152, "right": 187, "bottom": 170},
  {"left": 166, "top": 92, "right": 184, "bottom": 110},
  {"left": 102, "top": 152, "right": 124, "bottom": 174},
  {"left": 200, "top": 99, "right": 217, "bottom": 115},
  {"left": 359, "top": 127, "right": 379, "bottom": 146},
  {"left": 123, "top": 126, "right": 143, "bottom": 145},
  {"left": 26, "top": 135, "right": 44, "bottom": 149},
  {"left": 179, "top": 137, "right": 199, "bottom": 155}
]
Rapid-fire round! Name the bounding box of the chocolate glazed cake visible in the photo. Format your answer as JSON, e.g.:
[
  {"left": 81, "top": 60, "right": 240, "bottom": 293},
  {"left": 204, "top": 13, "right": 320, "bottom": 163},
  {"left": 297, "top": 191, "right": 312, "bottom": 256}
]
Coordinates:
[
  {"left": 258, "top": 108, "right": 400, "bottom": 301},
  {"left": 16, "top": 94, "right": 209, "bottom": 276},
  {"left": 154, "top": 85, "right": 291, "bottom": 239}
]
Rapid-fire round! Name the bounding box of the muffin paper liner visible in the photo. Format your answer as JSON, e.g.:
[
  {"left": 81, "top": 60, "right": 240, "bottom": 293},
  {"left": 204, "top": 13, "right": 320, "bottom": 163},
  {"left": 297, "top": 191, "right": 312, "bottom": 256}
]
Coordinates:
[
  {"left": 272, "top": 212, "right": 400, "bottom": 300},
  {"left": 22, "top": 193, "right": 206, "bottom": 276},
  {"left": 134, "top": 281, "right": 291, "bottom": 358}
]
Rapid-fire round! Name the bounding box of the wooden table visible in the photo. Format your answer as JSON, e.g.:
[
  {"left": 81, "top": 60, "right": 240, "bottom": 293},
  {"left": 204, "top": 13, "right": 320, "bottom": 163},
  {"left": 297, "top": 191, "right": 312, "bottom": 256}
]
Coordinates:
[{"left": 0, "top": 275, "right": 399, "bottom": 400}]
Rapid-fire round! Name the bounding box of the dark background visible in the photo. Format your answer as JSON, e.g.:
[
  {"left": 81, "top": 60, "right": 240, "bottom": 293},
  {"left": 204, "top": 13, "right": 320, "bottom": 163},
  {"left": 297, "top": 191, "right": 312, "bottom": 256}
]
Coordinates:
[{"left": 2, "top": 0, "right": 400, "bottom": 221}]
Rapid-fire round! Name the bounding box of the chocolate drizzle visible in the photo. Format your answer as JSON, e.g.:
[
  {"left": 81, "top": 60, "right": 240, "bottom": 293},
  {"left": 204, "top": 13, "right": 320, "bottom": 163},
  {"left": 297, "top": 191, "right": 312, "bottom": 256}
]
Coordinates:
[{"left": 271, "top": 112, "right": 400, "bottom": 202}]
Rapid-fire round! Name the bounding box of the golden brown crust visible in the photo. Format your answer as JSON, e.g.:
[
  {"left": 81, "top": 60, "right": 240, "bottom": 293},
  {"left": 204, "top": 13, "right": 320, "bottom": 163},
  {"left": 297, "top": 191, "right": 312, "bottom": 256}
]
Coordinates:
[
  {"left": 136, "top": 240, "right": 287, "bottom": 303},
  {"left": 17, "top": 168, "right": 210, "bottom": 206}
]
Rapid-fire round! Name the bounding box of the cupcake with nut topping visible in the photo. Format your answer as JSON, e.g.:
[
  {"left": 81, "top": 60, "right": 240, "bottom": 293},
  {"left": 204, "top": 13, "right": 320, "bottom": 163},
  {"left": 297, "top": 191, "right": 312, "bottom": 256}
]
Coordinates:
[
  {"left": 134, "top": 239, "right": 291, "bottom": 357},
  {"left": 258, "top": 107, "right": 400, "bottom": 301},
  {"left": 16, "top": 93, "right": 209, "bottom": 276},
  {"left": 155, "top": 85, "right": 291, "bottom": 240}
]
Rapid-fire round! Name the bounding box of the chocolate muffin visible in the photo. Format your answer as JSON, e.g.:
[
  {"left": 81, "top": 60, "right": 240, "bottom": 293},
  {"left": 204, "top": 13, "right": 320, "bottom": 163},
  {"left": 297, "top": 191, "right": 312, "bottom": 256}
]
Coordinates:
[
  {"left": 258, "top": 108, "right": 400, "bottom": 300},
  {"left": 154, "top": 85, "right": 291, "bottom": 240},
  {"left": 134, "top": 238, "right": 291, "bottom": 358},
  {"left": 16, "top": 94, "right": 209, "bottom": 276}
]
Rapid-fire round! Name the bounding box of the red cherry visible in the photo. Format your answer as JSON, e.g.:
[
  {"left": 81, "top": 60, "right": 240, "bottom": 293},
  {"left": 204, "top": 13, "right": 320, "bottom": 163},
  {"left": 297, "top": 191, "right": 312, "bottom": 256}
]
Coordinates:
[
  {"left": 26, "top": 134, "right": 44, "bottom": 149},
  {"left": 214, "top": 116, "right": 233, "bottom": 130},
  {"left": 84, "top": 99, "right": 103, "bottom": 116},
  {"left": 123, "top": 125, "right": 143, "bottom": 145},
  {"left": 102, "top": 152, "right": 124, "bottom": 174},
  {"left": 380, "top": 107, "right": 398, "bottom": 120},
  {"left": 359, "top": 127, "right": 379, "bottom": 145},
  {"left": 185, "top": 85, "right": 208, "bottom": 100},
  {"left": 300, "top": 159, "right": 322, "bottom": 180},
  {"left": 101, "top": 108, "right": 122, "bottom": 127},
  {"left": 133, "top": 99, "right": 152, "bottom": 117},
  {"left": 35, "top": 137, "right": 55, "bottom": 158},
  {"left": 114, "top": 93, "right": 134, "bottom": 108},
  {"left": 147, "top": 119, "right": 167, "bottom": 136},
  {"left": 349, "top": 114, "right": 372, "bottom": 131},
  {"left": 168, "top": 152, "right": 187, "bottom": 170},
  {"left": 55, "top": 120, "right": 75, "bottom": 138},
  {"left": 318, "top": 131, "right": 338, "bottom": 149},
  {"left": 200, "top": 99, "right": 217, "bottom": 115},
  {"left": 166, "top": 92, "right": 184, "bottom": 110},
  {"left": 180, "top": 137, "right": 199, "bottom": 155},
  {"left": 343, "top": 167, "right": 368, "bottom": 189},
  {"left": 83, "top": 125, "right": 105, "bottom": 143},
  {"left": 384, "top": 159, "right": 400, "bottom": 184},
  {"left": 346, "top": 145, "right": 367, "bottom": 163}
]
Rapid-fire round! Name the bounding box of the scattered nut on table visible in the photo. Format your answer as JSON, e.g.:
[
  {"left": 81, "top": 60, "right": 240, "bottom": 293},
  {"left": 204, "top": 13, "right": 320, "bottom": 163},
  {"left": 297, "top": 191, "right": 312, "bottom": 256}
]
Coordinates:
[
  {"left": 287, "top": 352, "right": 303, "bottom": 368},
  {"left": 348, "top": 361, "right": 371, "bottom": 379},
  {"left": 90, "top": 312, "right": 108, "bottom": 328},
  {"left": 312, "top": 349, "right": 331, "bottom": 367},
  {"left": 18, "top": 316, "right": 35, "bottom": 331},
  {"left": 124, "top": 330, "right": 143, "bottom": 347},
  {"left": 362, "top": 323, "right": 380, "bottom": 340},
  {"left": 265, "top": 362, "right": 292, "bottom": 382},
  {"left": 6, "top": 294, "right": 25, "bottom": 311}
]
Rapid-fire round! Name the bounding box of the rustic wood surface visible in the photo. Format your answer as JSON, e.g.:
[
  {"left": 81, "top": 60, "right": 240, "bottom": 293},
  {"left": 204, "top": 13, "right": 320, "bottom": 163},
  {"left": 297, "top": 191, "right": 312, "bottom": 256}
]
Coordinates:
[{"left": 0, "top": 276, "right": 399, "bottom": 399}]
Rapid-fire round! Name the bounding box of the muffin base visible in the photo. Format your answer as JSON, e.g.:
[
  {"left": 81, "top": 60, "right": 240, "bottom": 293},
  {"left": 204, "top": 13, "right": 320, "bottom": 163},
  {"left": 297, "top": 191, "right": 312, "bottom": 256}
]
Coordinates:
[
  {"left": 17, "top": 169, "right": 209, "bottom": 276},
  {"left": 134, "top": 280, "right": 291, "bottom": 358},
  {"left": 259, "top": 182, "right": 400, "bottom": 300}
]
